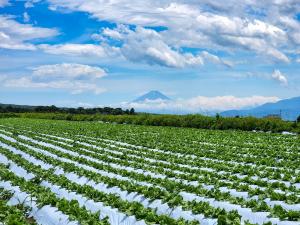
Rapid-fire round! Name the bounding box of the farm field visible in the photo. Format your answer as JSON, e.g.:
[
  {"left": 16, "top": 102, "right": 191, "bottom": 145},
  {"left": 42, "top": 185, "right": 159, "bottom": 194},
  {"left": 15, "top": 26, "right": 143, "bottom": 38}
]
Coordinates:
[{"left": 0, "top": 118, "right": 299, "bottom": 225}]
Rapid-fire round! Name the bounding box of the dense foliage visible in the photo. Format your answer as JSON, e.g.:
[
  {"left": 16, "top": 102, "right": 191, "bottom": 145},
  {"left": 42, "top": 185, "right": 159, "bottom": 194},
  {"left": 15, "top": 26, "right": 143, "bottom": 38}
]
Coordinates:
[
  {"left": 0, "top": 112, "right": 299, "bottom": 134},
  {"left": 0, "top": 104, "right": 135, "bottom": 115},
  {"left": 0, "top": 188, "right": 35, "bottom": 225}
]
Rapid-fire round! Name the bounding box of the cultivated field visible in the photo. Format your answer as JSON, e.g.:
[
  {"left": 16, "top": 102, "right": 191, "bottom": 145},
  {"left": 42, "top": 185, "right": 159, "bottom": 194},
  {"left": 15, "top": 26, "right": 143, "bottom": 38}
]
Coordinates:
[{"left": 0, "top": 118, "right": 299, "bottom": 225}]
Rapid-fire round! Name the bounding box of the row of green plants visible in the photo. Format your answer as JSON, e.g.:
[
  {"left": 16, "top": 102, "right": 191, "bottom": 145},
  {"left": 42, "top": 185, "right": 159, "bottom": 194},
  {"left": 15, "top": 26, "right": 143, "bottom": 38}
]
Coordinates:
[
  {"left": 2, "top": 120, "right": 299, "bottom": 198},
  {"left": 0, "top": 164, "right": 110, "bottom": 225},
  {"left": 4, "top": 124, "right": 298, "bottom": 187},
  {"left": 0, "top": 188, "right": 35, "bottom": 225},
  {"left": 0, "top": 112, "right": 299, "bottom": 133},
  {"left": 0, "top": 131, "right": 299, "bottom": 222},
  {"left": 2, "top": 118, "right": 298, "bottom": 163},
  {"left": 0, "top": 118, "right": 299, "bottom": 223},
  {"left": 74, "top": 133, "right": 299, "bottom": 178},
  {"left": 0, "top": 147, "right": 199, "bottom": 225},
  {"left": 0, "top": 140, "right": 284, "bottom": 225},
  {"left": 0, "top": 142, "right": 244, "bottom": 225},
  {"left": 2, "top": 119, "right": 299, "bottom": 171},
  {"left": 81, "top": 134, "right": 298, "bottom": 172},
  {"left": 22, "top": 130, "right": 300, "bottom": 197},
  {"left": 1, "top": 123, "right": 299, "bottom": 205}
]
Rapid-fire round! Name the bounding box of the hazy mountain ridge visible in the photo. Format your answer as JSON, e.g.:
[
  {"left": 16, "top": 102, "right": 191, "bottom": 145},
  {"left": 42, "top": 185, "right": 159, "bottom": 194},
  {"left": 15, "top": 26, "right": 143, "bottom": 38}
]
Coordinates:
[
  {"left": 0, "top": 103, "right": 36, "bottom": 109},
  {"left": 221, "top": 96, "right": 300, "bottom": 121}
]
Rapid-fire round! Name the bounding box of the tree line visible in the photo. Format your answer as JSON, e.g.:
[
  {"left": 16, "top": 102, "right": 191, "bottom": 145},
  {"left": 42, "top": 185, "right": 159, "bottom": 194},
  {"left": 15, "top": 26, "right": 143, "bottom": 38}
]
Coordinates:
[
  {"left": 0, "top": 112, "right": 299, "bottom": 134},
  {"left": 95, "top": 113, "right": 300, "bottom": 133},
  {"left": 0, "top": 104, "right": 299, "bottom": 133},
  {"left": 0, "top": 105, "right": 135, "bottom": 115}
]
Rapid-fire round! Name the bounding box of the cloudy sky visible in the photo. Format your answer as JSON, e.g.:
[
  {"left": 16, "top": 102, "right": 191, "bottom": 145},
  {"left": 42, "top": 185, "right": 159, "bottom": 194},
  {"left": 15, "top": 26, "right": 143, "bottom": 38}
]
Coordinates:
[{"left": 0, "top": 0, "right": 299, "bottom": 112}]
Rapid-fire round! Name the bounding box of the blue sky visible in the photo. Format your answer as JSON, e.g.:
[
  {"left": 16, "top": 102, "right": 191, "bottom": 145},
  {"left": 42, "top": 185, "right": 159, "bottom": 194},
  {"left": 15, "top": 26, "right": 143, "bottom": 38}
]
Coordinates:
[{"left": 0, "top": 0, "right": 299, "bottom": 112}]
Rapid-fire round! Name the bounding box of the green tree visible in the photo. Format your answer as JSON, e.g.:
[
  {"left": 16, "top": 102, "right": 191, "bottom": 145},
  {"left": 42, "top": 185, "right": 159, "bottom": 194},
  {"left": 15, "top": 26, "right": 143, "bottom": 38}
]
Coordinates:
[{"left": 129, "top": 108, "right": 135, "bottom": 115}]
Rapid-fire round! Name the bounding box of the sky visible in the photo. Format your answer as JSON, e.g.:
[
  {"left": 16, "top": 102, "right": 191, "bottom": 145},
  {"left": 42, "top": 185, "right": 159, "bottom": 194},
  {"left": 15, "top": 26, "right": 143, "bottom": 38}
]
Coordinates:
[{"left": 0, "top": 0, "right": 299, "bottom": 113}]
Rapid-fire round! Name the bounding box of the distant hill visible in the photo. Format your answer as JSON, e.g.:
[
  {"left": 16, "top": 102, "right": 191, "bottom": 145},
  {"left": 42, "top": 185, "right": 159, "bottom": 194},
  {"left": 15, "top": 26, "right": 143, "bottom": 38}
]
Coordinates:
[
  {"left": 0, "top": 103, "right": 36, "bottom": 109},
  {"left": 221, "top": 96, "right": 300, "bottom": 121},
  {"left": 133, "top": 90, "right": 170, "bottom": 102}
]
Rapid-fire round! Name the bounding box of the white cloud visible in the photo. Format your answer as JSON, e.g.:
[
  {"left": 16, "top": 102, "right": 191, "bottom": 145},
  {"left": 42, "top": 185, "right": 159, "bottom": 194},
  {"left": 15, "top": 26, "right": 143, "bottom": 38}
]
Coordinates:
[
  {"left": 31, "top": 63, "right": 106, "bottom": 80},
  {"left": 201, "top": 51, "right": 233, "bottom": 67},
  {"left": 271, "top": 69, "right": 288, "bottom": 86},
  {"left": 23, "top": 12, "right": 30, "bottom": 23},
  {"left": 102, "top": 27, "right": 124, "bottom": 40},
  {"left": 0, "top": 31, "right": 34, "bottom": 50},
  {"left": 119, "top": 27, "right": 204, "bottom": 68},
  {"left": 24, "top": 0, "right": 41, "bottom": 8},
  {"left": 2, "top": 63, "right": 107, "bottom": 94},
  {"left": 95, "top": 25, "right": 234, "bottom": 68},
  {"left": 48, "top": 0, "right": 293, "bottom": 63},
  {"left": 0, "top": 15, "right": 58, "bottom": 40},
  {"left": 276, "top": 16, "right": 300, "bottom": 47},
  {"left": 0, "top": 0, "right": 9, "bottom": 7},
  {"left": 0, "top": 15, "right": 58, "bottom": 50},
  {"left": 39, "top": 43, "right": 119, "bottom": 57},
  {"left": 76, "top": 102, "right": 95, "bottom": 108},
  {"left": 121, "top": 95, "right": 280, "bottom": 113},
  {"left": 4, "top": 77, "right": 105, "bottom": 94},
  {"left": 25, "top": 1, "right": 33, "bottom": 8},
  {"left": 99, "top": 26, "right": 234, "bottom": 68},
  {"left": 221, "top": 36, "right": 289, "bottom": 63}
]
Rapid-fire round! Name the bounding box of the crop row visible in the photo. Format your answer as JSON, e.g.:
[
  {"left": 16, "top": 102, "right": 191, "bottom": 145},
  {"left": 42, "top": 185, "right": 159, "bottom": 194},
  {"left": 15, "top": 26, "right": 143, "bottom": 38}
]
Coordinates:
[{"left": 0, "top": 132, "right": 298, "bottom": 223}]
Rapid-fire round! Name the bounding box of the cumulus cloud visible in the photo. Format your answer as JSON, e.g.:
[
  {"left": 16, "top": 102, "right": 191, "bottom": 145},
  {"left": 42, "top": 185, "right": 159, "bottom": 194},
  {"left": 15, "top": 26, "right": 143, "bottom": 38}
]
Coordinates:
[
  {"left": 4, "top": 77, "right": 105, "bottom": 94},
  {"left": 121, "top": 95, "right": 280, "bottom": 113},
  {"left": 2, "top": 1, "right": 295, "bottom": 66},
  {"left": 96, "top": 25, "right": 235, "bottom": 68},
  {"left": 276, "top": 15, "right": 300, "bottom": 48},
  {"left": 221, "top": 36, "right": 289, "bottom": 63},
  {"left": 0, "top": 15, "right": 58, "bottom": 50},
  {"left": 31, "top": 63, "right": 106, "bottom": 80},
  {"left": 2, "top": 63, "right": 106, "bottom": 94},
  {"left": 201, "top": 51, "right": 233, "bottom": 67},
  {"left": 24, "top": 0, "right": 41, "bottom": 8},
  {"left": 48, "top": 0, "right": 294, "bottom": 63},
  {"left": 38, "top": 43, "right": 119, "bottom": 57},
  {"left": 119, "top": 27, "right": 203, "bottom": 68},
  {"left": 102, "top": 27, "right": 124, "bottom": 40},
  {"left": 271, "top": 69, "right": 288, "bottom": 86},
  {"left": 0, "top": 32, "right": 35, "bottom": 50}
]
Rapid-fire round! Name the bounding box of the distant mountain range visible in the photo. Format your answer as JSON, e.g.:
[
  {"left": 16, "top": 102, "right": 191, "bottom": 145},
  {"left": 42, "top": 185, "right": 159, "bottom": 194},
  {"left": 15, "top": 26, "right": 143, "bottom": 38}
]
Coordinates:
[
  {"left": 221, "top": 96, "right": 300, "bottom": 121},
  {"left": 133, "top": 90, "right": 170, "bottom": 102}
]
